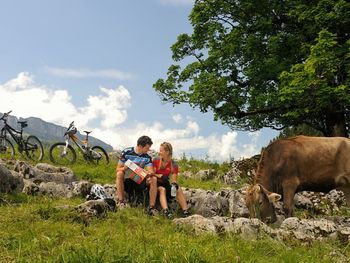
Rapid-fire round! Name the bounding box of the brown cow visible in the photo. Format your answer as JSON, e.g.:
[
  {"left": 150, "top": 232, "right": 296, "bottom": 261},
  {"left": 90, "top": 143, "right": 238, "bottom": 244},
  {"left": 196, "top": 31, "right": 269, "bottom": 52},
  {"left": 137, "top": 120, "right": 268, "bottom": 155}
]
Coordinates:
[{"left": 245, "top": 136, "right": 350, "bottom": 223}]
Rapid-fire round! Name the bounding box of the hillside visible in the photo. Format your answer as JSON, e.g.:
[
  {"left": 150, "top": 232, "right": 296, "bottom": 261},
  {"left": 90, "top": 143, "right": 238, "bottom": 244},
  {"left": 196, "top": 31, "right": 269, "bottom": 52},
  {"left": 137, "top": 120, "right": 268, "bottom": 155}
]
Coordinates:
[{"left": 0, "top": 113, "right": 113, "bottom": 152}]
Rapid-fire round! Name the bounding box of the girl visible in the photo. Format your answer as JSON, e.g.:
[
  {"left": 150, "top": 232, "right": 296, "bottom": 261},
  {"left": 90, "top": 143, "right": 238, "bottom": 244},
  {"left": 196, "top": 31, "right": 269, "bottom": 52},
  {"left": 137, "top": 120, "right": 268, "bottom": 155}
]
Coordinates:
[{"left": 152, "top": 142, "right": 189, "bottom": 218}]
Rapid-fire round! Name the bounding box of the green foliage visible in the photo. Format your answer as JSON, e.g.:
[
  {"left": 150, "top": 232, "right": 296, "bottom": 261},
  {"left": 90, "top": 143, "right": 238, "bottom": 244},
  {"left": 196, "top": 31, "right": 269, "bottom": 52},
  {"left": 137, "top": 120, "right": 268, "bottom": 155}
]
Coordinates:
[
  {"left": 177, "top": 154, "right": 231, "bottom": 176},
  {"left": 154, "top": 0, "right": 350, "bottom": 137},
  {"left": 0, "top": 194, "right": 350, "bottom": 262}
]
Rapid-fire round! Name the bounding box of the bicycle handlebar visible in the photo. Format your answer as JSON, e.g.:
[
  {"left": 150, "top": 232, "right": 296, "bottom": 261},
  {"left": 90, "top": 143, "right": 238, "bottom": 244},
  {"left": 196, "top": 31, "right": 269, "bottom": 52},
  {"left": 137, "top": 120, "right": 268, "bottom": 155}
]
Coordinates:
[
  {"left": 67, "top": 121, "right": 74, "bottom": 130},
  {"left": 0, "top": 110, "right": 12, "bottom": 121}
]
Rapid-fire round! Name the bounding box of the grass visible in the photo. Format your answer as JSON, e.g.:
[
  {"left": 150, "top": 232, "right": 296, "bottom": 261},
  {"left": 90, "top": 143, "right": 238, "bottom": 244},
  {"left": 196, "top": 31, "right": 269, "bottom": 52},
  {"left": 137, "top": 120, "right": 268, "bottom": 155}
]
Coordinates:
[
  {"left": 0, "top": 193, "right": 349, "bottom": 262},
  {"left": 1, "top": 153, "right": 350, "bottom": 262}
]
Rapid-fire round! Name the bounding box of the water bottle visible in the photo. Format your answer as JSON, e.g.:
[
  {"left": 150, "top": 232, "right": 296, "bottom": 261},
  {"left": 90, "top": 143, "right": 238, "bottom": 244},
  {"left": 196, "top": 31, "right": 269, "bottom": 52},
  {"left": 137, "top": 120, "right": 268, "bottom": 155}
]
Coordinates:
[{"left": 171, "top": 183, "right": 177, "bottom": 197}]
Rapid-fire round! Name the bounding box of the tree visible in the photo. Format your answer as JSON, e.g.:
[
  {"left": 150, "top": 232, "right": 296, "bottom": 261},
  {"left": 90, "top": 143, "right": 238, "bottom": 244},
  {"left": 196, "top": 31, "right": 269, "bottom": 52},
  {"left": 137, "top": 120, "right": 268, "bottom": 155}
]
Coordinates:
[{"left": 153, "top": 0, "right": 350, "bottom": 137}]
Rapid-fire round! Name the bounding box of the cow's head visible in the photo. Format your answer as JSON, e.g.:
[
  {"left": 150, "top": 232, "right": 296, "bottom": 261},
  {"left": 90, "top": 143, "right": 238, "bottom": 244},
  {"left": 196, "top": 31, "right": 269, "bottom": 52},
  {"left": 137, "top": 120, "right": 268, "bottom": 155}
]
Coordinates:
[{"left": 244, "top": 184, "right": 281, "bottom": 223}]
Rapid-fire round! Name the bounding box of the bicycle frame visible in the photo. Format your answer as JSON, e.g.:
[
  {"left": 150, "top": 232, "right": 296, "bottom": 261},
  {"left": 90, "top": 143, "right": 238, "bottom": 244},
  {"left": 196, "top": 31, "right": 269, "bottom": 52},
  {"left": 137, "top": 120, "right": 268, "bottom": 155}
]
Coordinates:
[
  {"left": 66, "top": 133, "right": 88, "bottom": 154},
  {"left": 0, "top": 122, "right": 25, "bottom": 150}
]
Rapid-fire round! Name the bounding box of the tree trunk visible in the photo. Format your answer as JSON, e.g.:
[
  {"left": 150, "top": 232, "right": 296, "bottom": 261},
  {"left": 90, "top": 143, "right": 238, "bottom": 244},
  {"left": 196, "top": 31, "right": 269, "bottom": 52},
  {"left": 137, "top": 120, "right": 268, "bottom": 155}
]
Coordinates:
[{"left": 325, "top": 112, "right": 348, "bottom": 137}]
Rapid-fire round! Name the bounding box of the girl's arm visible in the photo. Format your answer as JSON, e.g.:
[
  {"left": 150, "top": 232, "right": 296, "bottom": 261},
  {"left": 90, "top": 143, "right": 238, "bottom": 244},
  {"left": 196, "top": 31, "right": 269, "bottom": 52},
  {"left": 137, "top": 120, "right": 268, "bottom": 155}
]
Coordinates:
[{"left": 170, "top": 173, "right": 178, "bottom": 184}]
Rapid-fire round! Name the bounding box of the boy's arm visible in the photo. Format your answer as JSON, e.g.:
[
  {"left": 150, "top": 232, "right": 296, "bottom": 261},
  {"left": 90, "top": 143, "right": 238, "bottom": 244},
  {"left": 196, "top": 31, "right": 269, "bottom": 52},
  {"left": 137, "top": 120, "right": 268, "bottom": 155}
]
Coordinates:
[
  {"left": 144, "top": 164, "right": 155, "bottom": 177},
  {"left": 116, "top": 162, "right": 127, "bottom": 173}
]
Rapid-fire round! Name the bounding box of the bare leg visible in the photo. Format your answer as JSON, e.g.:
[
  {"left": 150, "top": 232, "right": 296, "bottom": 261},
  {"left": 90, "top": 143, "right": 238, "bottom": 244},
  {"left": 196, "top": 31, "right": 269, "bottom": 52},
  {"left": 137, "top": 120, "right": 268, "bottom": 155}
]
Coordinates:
[
  {"left": 147, "top": 176, "right": 158, "bottom": 207},
  {"left": 176, "top": 187, "right": 188, "bottom": 211},
  {"left": 158, "top": 186, "right": 168, "bottom": 210},
  {"left": 116, "top": 171, "right": 125, "bottom": 202}
]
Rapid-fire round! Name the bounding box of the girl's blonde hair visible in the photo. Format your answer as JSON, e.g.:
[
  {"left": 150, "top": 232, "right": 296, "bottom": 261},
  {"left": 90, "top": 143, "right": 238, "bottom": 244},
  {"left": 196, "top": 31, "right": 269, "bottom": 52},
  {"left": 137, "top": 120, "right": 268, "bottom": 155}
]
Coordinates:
[{"left": 160, "top": 142, "right": 173, "bottom": 158}]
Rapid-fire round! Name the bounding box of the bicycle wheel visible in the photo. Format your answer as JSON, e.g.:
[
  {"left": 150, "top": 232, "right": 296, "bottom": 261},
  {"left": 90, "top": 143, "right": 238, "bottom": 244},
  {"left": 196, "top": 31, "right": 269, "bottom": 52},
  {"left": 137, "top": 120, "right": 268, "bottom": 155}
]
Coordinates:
[
  {"left": 25, "top": 135, "right": 44, "bottom": 161},
  {"left": 49, "top": 142, "right": 77, "bottom": 165},
  {"left": 91, "top": 145, "right": 109, "bottom": 165},
  {"left": 0, "top": 137, "right": 15, "bottom": 157}
]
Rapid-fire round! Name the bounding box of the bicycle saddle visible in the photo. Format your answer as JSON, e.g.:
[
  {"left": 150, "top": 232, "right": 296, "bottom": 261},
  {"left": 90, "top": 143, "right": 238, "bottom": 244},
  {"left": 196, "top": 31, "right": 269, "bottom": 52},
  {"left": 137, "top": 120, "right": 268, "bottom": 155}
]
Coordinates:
[
  {"left": 18, "top": 121, "right": 28, "bottom": 128},
  {"left": 84, "top": 131, "right": 92, "bottom": 135}
]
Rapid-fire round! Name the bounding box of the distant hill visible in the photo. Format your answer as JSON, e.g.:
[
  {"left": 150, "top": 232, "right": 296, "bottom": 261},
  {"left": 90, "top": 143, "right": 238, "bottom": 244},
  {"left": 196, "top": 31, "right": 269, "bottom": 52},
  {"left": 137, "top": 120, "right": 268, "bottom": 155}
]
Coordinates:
[{"left": 0, "top": 113, "right": 113, "bottom": 152}]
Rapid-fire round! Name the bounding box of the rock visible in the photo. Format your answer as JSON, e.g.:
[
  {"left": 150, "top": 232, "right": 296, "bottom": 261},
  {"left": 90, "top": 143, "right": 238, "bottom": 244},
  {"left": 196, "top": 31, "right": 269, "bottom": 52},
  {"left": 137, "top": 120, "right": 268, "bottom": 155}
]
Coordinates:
[
  {"left": 9, "top": 171, "right": 24, "bottom": 192},
  {"left": 22, "top": 179, "right": 40, "bottom": 195},
  {"left": 278, "top": 217, "right": 339, "bottom": 242},
  {"left": 223, "top": 156, "right": 260, "bottom": 184},
  {"left": 232, "top": 217, "right": 275, "bottom": 240},
  {"left": 33, "top": 163, "right": 76, "bottom": 183},
  {"left": 14, "top": 161, "right": 76, "bottom": 184},
  {"left": 294, "top": 190, "right": 346, "bottom": 215},
  {"left": 72, "top": 180, "right": 93, "bottom": 197},
  {"left": 14, "top": 161, "right": 35, "bottom": 179},
  {"left": 225, "top": 189, "right": 250, "bottom": 218},
  {"left": 185, "top": 188, "right": 229, "bottom": 217},
  {"left": 174, "top": 214, "right": 217, "bottom": 235},
  {"left": 194, "top": 169, "right": 217, "bottom": 181},
  {"left": 77, "top": 199, "right": 113, "bottom": 218},
  {"left": 0, "top": 163, "right": 24, "bottom": 193},
  {"left": 222, "top": 164, "right": 241, "bottom": 185},
  {"left": 38, "top": 182, "right": 74, "bottom": 198},
  {"left": 174, "top": 215, "right": 275, "bottom": 240},
  {"left": 211, "top": 216, "right": 236, "bottom": 233}
]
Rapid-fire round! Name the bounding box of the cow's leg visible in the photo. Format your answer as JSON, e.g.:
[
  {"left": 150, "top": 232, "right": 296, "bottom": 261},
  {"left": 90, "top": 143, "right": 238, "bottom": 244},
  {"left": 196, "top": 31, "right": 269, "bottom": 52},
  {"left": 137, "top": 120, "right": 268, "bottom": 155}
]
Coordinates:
[
  {"left": 336, "top": 173, "right": 350, "bottom": 206},
  {"left": 338, "top": 186, "right": 350, "bottom": 206},
  {"left": 282, "top": 179, "right": 299, "bottom": 217}
]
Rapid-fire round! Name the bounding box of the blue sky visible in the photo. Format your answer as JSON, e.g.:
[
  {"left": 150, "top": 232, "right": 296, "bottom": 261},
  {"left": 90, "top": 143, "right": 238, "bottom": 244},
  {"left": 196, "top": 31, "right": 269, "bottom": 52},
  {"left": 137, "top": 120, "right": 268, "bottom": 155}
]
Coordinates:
[{"left": 0, "top": 0, "right": 278, "bottom": 161}]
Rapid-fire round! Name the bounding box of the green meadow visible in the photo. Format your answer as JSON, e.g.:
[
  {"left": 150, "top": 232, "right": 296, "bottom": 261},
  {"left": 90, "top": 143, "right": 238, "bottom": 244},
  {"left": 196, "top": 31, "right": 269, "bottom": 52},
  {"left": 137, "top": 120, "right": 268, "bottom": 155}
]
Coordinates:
[{"left": 0, "top": 153, "right": 349, "bottom": 262}]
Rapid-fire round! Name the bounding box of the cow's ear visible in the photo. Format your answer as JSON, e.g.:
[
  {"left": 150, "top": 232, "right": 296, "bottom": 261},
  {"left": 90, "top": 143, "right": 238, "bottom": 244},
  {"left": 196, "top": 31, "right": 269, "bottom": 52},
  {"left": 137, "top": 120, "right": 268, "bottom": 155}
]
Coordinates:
[
  {"left": 254, "top": 184, "right": 262, "bottom": 192},
  {"left": 267, "top": 193, "right": 281, "bottom": 203}
]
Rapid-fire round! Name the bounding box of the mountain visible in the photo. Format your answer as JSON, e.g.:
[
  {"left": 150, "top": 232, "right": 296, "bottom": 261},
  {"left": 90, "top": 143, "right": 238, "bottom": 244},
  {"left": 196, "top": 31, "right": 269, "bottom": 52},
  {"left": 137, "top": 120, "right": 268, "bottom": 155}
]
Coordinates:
[{"left": 0, "top": 113, "right": 113, "bottom": 152}]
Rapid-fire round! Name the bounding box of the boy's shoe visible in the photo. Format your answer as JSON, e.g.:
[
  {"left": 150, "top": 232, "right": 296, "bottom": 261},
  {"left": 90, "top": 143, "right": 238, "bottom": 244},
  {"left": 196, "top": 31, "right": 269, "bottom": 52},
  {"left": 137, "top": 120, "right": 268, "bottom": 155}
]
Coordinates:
[
  {"left": 147, "top": 206, "right": 159, "bottom": 216},
  {"left": 182, "top": 210, "right": 190, "bottom": 218},
  {"left": 116, "top": 200, "right": 130, "bottom": 210},
  {"left": 163, "top": 209, "right": 173, "bottom": 220}
]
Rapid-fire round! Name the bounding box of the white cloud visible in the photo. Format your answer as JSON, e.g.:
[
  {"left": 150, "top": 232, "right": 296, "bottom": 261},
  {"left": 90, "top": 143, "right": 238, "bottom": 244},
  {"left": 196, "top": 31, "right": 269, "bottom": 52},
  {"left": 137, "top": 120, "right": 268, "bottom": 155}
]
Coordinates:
[
  {"left": 172, "top": 113, "right": 183, "bottom": 123},
  {"left": 93, "top": 122, "right": 260, "bottom": 162},
  {"left": 0, "top": 72, "right": 262, "bottom": 162},
  {"left": 0, "top": 72, "right": 131, "bottom": 129},
  {"left": 45, "top": 67, "right": 135, "bottom": 80},
  {"left": 159, "top": 0, "right": 194, "bottom": 6}
]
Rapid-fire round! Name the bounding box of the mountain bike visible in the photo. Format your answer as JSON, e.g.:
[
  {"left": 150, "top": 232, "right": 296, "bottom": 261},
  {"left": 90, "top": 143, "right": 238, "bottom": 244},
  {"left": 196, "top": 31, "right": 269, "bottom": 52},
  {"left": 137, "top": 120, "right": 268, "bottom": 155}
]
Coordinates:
[
  {"left": 49, "top": 121, "right": 109, "bottom": 165},
  {"left": 0, "top": 111, "right": 44, "bottom": 161}
]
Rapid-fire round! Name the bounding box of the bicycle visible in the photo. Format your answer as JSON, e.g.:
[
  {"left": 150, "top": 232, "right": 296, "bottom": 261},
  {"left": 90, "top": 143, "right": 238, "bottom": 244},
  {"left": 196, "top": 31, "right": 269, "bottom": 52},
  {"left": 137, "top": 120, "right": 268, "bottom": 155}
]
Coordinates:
[
  {"left": 0, "top": 111, "right": 44, "bottom": 161},
  {"left": 49, "top": 121, "right": 109, "bottom": 165}
]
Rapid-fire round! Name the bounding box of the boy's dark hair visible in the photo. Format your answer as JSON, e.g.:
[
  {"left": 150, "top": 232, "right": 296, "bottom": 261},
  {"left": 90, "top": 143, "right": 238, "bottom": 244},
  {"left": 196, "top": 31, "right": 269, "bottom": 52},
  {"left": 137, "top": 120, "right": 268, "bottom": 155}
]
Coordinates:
[{"left": 137, "top": 135, "right": 153, "bottom": 147}]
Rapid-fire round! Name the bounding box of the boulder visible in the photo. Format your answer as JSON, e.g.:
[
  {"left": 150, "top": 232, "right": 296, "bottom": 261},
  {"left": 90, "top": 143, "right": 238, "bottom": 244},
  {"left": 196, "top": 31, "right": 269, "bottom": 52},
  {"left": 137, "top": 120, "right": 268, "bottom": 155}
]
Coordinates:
[
  {"left": 184, "top": 188, "right": 229, "bottom": 217},
  {"left": 194, "top": 169, "right": 217, "bottom": 181},
  {"left": 72, "top": 180, "right": 93, "bottom": 198},
  {"left": 33, "top": 163, "right": 76, "bottom": 183},
  {"left": 278, "top": 217, "right": 341, "bottom": 243},
  {"left": 0, "top": 163, "right": 24, "bottom": 193},
  {"left": 294, "top": 190, "right": 346, "bottom": 215},
  {"left": 22, "top": 179, "right": 40, "bottom": 195},
  {"left": 14, "top": 161, "right": 76, "bottom": 183},
  {"left": 77, "top": 199, "right": 115, "bottom": 218},
  {"left": 174, "top": 214, "right": 217, "bottom": 235},
  {"left": 38, "top": 182, "right": 74, "bottom": 198}
]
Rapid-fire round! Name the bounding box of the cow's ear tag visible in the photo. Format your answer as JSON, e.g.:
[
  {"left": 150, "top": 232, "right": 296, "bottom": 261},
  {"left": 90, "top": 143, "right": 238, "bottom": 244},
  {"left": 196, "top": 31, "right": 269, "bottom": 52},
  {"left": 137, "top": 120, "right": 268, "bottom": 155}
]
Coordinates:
[{"left": 268, "top": 193, "right": 281, "bottom": 203}]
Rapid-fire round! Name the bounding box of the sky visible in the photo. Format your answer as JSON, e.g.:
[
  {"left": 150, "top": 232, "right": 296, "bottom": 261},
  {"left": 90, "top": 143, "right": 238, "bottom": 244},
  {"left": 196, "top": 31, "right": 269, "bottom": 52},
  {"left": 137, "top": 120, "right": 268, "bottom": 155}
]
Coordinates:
[{"left": 0, "top": 0, "right": 278, "bottom": 161}]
